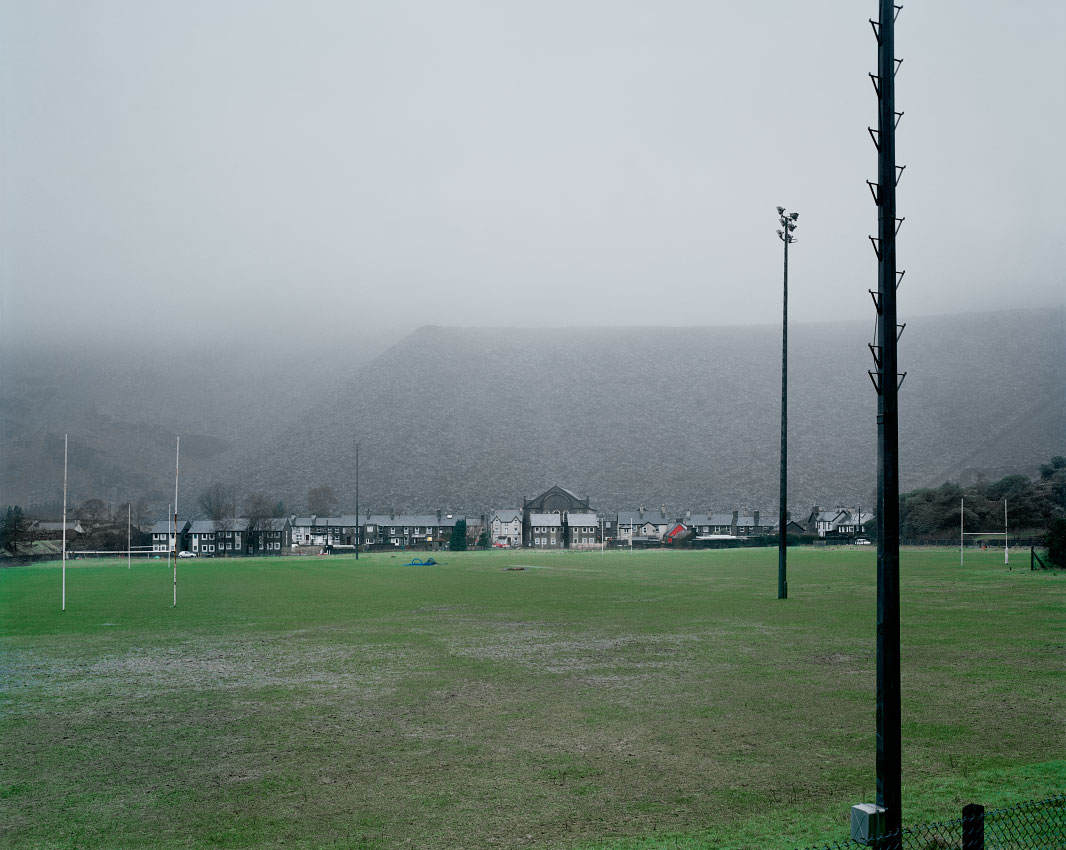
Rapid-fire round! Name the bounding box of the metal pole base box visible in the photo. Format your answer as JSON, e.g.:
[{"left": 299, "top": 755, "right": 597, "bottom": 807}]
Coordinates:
[{"left": 851, "top": 803, "right": 887, "bottom": 845}]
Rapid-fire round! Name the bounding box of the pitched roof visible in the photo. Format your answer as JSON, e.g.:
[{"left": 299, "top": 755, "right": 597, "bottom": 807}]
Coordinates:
[
  {"left": 566, "top": 512, "right": 598, "bottom": 525},
  {"left": 491, "top": 510, "right": 523, "bottom": 523},
  {"left": 291, "top": 516, "right": 344, "bottom": 528},
  {"left": 528, "top": 513, "right": 562, "bottom": 527},
  {"left": 410, "top": 515, "right": 448, "bottom": 527},
  {"left": 617, "top": 509, "right": 670, "bottom": 525},
  {"left": 193, "top": 519, "right": 248, "bottom": 533},
  {"left": 709, "top": 513, "right": 734, "bottom": 525},
  {"left": 363, "top": 514, "right": 461, "bottom": 528},
  {"left": 31, "top": 521, "right": 83, "bottom": 532},
  {"left": 824, "top": 509, "right": 873, "bottom": 529},
  {"left": 151, "top": 520, "right": 189, "bottom": 534}
]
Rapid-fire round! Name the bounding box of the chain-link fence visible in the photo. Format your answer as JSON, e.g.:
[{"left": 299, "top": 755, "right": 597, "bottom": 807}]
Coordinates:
[{"left": 797, "top": 795, "right": 1065, "bottom": 850}]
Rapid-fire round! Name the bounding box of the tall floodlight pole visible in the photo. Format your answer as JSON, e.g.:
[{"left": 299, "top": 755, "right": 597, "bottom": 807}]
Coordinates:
[
  {"left": 867, "top": 1, "right": 905, "bottom": 843},
  {"left": 776, "top": 206, "right": 799, "bottom": 600},
  {"left": 173, "top": 436, "right": 180, "bottom": 607},
  {"left": 354, "top": 441, "right": 360, "bottom": 560},
  {"left": 62, "top": 434, "right": 68, "bottom": 611},
  {"left": 128, "top": 502, "right": 132, "bottom": 570}
]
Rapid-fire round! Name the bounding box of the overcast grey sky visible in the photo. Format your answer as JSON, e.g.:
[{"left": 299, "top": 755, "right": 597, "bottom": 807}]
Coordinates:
[{"left": 3, "top": 1, "right": 1064, "bottom": 345}]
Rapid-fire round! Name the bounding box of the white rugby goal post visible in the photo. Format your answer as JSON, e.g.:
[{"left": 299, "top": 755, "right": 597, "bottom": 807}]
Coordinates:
[{"left": 960, "top": 496, "right": 1009, "bottom": 566}]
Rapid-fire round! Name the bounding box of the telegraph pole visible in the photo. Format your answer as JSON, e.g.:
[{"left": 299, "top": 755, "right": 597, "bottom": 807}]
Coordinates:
[
  {"left": 173, "top": 436, "right": 180, "bottom": 607},
  {"left": 354, "top": 441, "right": 360, "bottom": 560},
  {"left": 867, "top": 1, "right": 905, "bottom": 843},
  {"left": 776, "top": 206, "right": 798, "bottom": 600},
  {"left": 62, "top": 434, "right": 68, "bottom": 611}
]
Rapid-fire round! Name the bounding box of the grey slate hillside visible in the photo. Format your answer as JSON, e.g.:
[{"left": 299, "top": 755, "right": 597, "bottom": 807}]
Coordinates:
[
  {"left": 3, "top": 309, "right": 1061, "bottom": 515},
  {"left": 213, "top": 308, "right": 1065, "bottom": 514}
]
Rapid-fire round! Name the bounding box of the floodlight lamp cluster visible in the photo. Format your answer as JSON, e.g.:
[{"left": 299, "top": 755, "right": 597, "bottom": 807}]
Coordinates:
[{"left": 777, "top": 206, "right": 799, "bottom": 242}]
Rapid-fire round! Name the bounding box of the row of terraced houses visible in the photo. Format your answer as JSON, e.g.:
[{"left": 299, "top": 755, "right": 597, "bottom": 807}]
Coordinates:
[{"left": 150, "top": 486, "right": 873, "bottom": 556}]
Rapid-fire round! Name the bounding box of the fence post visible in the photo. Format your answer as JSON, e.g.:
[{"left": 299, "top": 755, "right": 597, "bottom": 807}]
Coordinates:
[{"left": 962, "top": 803, "right": 984, "bottom": 850}]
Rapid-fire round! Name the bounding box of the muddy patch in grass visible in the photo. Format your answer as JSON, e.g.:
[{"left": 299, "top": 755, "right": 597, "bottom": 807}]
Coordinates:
[
  {"left": 443, "top": 621, "right": 700, "bottom": 677},
  {"left": 6, "top": 633, "right": 416, "bottom": 706}
]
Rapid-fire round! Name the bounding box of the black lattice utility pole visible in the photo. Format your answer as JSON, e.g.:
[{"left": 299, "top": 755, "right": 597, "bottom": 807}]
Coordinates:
[
  {"left": 776, "top": 206, "right": 799, "bottom": 601},
  {"left": 354, "top": 440, "right": 360, "bottom": 560},
  {"left": 867, "top": 0, "right": 906, "bottom": 843}
]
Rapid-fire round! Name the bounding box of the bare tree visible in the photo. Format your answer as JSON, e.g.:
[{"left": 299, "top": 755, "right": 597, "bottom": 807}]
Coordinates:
[
  {"left": 199, "top": 482, "right": 238, "bottom": 523},
  {"left": 307, "top": 485, "right": 337, "bottom": 516},
  {"left": 130, "top": 496, "right": 151, "bottom": 531},
  {"left": 116, "top": 499, "right": 152, "bottom": 548},
  {"left": 244, "top": 492, "right": 275, "bottom": 554},
  {"left": 79, "top": 498, "right": 107, "bottom": 524},
  {"left": 1, "top": 506, "right": 26, "bottom": 554}
]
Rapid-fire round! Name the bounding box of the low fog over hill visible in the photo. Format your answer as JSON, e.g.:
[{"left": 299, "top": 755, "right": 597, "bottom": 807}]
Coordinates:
[
  {"left": 2, "top": 309, "right": 1062, "bottom": 518},
  {"left": 221, "top": 309, "right": 1062, "bottom": 515},
  {"left": 0, "top": 330, "right": 398, "bottom": 512}
]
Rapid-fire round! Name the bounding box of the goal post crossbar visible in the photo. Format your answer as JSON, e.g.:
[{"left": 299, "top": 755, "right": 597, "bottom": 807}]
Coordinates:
[
  {"left": 65, "top": 550, "right": 159, "bottom": 557},
  {"left": 961, "top": 496, "right": 1010, "bottom": 566}
]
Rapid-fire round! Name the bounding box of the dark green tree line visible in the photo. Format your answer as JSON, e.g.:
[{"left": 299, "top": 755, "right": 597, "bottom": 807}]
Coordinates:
[{"left": 899, "top": 457, "right": 1066, "bottom": 539}]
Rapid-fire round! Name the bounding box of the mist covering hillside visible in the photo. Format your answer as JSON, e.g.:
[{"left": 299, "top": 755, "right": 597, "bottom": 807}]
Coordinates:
[
  {"left": 0, "top": 331, "right": 396, "bottom": 512},
  {"left": 209, "top": 309, "right": 1066, "bottom": 514},
  {"left": 2, "top": 309, "right": 1062, "bottom": 518}
]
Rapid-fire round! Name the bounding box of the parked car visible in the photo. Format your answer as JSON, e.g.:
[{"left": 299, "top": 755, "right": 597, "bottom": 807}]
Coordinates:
[
  {"left": 178, "top": 551, "right": 198, "bottom": 558},
  {"left": 854, "top": 538, "right": 872, "bottom": 545}
]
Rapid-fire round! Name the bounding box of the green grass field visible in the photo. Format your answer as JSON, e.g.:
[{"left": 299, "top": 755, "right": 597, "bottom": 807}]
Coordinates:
[{"left": 2, "top": 548, "right": 1062, "bottom": 850}]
